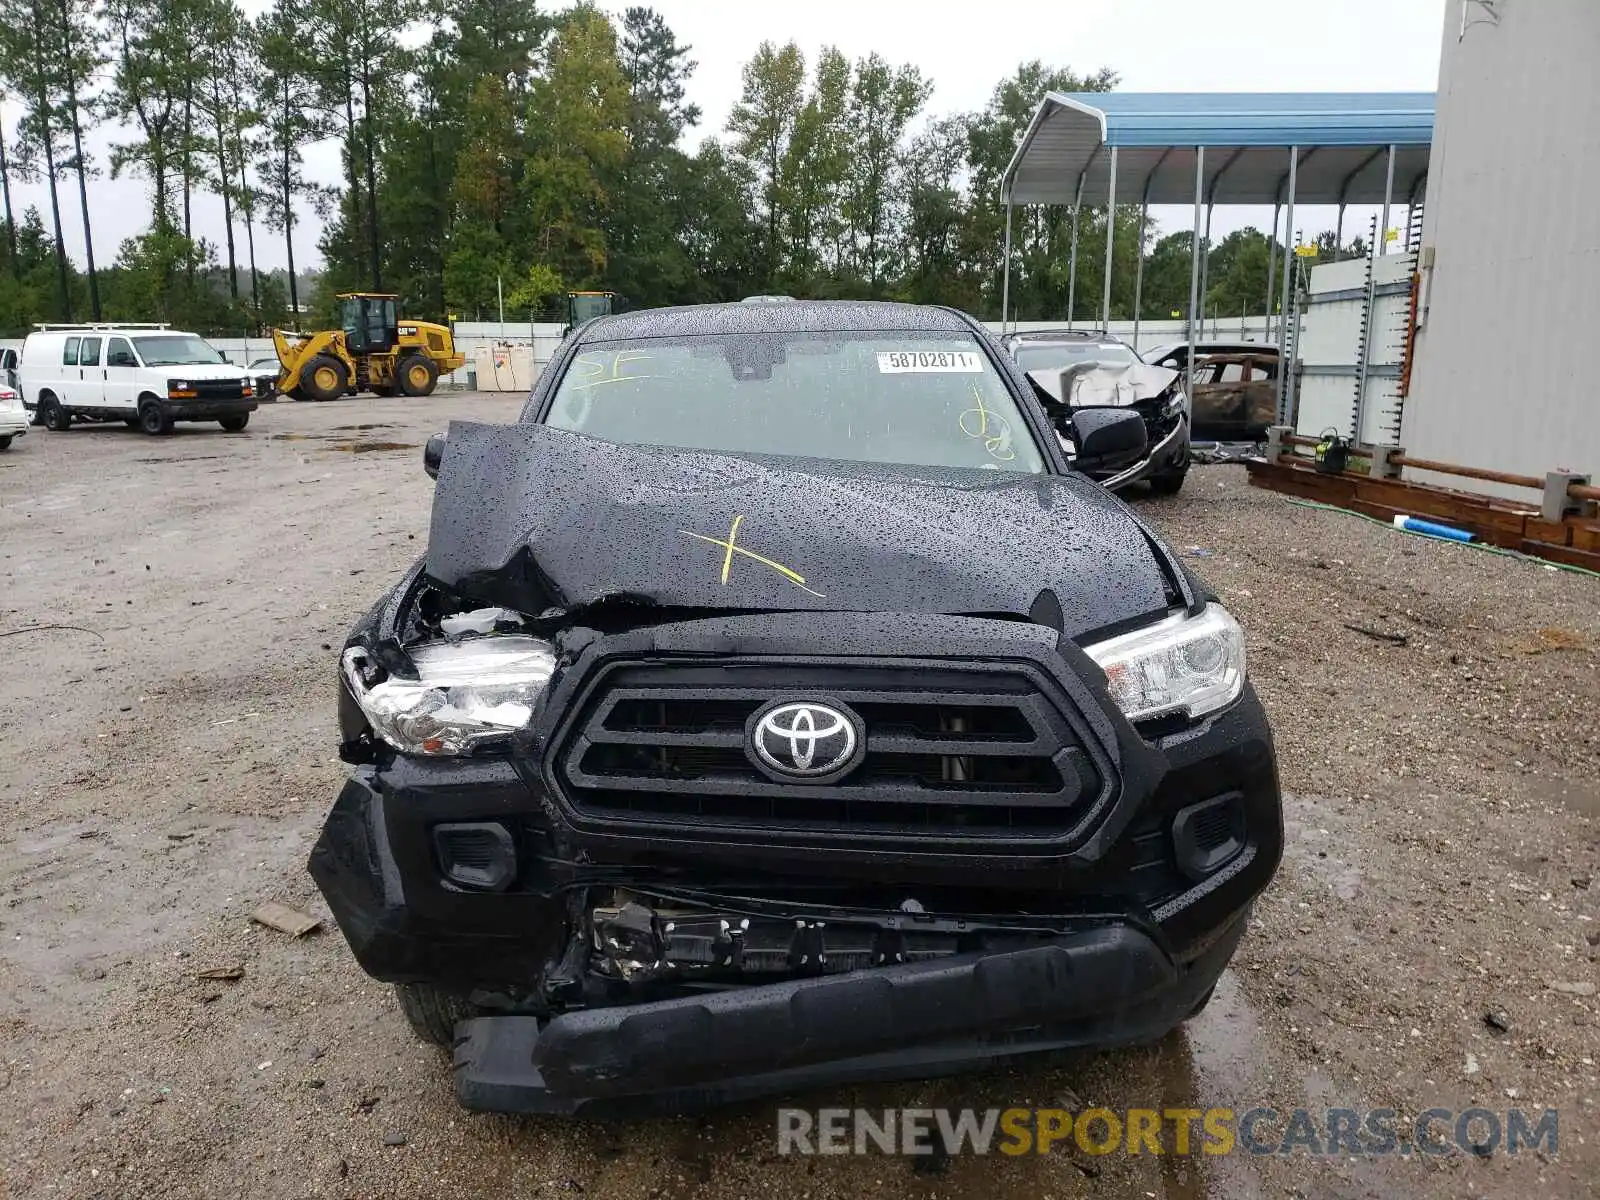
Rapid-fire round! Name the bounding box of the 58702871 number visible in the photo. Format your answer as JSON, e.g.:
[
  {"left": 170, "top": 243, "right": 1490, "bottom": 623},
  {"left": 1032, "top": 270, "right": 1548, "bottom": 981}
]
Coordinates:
[{"left": 876, "top": 350, "right": 984, "bottom": 374}]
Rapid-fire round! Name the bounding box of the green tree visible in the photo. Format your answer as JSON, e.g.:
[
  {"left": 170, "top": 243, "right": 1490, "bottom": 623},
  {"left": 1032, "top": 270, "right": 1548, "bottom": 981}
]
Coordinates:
[
  {"left": 778, "top": 45, "right": 848, "bottom": 288},
  {"left": 521, "top": 7, "right": 628, "bottom": 286},
  {"left": 898, "top": 115, "right": 975, "bottom": 308},
  {"left": 842, "top": 54, "right": 929, "bottom": 291},
  {"left": 0, "top": 101, "right": 18, "bottom": 276},
  {"left": 0, "top": 0, "right": 75, "bottom": 317},
  {"left": 605, "top": 5, "right": 701, "bottom": 305},
  {"left": 193, "top": 0, "right": 252, "bottom": 304},
  {"left": 967, "top": 60, "right": 1115, "bottom": 318},
  {"left": 49, "top": 0, "right": 103, "bottom": 317},
  {"left": 725, "top": 40, "right": 804, "bottom": 285},
  {"left": 255, "top": 0, "right": 321, "bottom": 316}
]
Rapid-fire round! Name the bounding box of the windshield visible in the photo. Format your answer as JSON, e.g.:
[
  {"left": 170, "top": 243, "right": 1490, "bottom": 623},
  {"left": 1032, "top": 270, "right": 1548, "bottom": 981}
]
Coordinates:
[
  {"left": 133, "top": 335, "right": 226, "bottom": 367},
  {"left": 1013, "top": 342, "right": 1139, "bottom": 373},
  {"left": 543, "top": 333, "right": 1046, "bottom": 473}
]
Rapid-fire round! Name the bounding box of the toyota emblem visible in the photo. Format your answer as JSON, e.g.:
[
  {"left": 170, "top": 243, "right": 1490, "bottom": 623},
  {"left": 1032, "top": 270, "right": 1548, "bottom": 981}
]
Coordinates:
[{"left": 747, "top": 700, "right": 864, "bottom": 781}]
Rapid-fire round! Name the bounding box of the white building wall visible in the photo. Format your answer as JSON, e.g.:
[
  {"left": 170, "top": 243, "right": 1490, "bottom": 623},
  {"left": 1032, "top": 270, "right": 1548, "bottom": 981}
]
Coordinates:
[{"left": 1404, "top": 0, "right": 1600, "bottom": 488}]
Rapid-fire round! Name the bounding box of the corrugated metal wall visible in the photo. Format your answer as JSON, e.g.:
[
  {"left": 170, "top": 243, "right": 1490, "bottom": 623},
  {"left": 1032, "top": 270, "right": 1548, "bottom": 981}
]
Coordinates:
[{"left": 1404, "top": 0, "right": 1600, "bottom": 490}]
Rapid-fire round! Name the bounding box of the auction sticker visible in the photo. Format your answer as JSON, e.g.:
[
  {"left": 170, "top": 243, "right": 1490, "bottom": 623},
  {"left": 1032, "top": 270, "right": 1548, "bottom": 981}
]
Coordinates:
[{"left": 877, "top": 350, "right": 984, "bottom": 373}]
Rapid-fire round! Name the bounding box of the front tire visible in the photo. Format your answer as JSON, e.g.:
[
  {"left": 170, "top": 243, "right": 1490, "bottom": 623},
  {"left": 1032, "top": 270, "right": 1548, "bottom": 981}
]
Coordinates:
[
  {"left": 394, "top": 983, "right": 477, "bottom": 1046},
  {"left": 218, "top": 414, "right": 250, "bottom": 432},
  {"left": 302, "top": 355, "right": 348, "bottom": 402},
  {"left": 1149, "top": 453, "right": 1189, "bottom": 496},
  {"left": 138, "top": 399, "right": 173, "bottom": 436},
  {"left": 397, "top": 355, "right": 439, "bottom": 398},
  {"left": 41, "top": 396, "right": 71, "bottom": 432}
]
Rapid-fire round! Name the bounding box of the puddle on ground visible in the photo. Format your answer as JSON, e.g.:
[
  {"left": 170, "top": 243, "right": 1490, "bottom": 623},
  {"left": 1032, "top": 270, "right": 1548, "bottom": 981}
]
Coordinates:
[
  {"left": 266, "top": 432, "right": 417, "bottom": 454},
  {"left": 324, "top": 440, "right": 418, "bottom": 454},
  {"left": 1519, "top": 772, "right": 1600, "bottom": 818}
]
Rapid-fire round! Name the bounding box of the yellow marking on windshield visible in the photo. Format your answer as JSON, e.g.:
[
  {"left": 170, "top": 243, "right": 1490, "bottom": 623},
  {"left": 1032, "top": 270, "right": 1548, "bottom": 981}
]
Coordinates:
[
  {"left": 569, "top": 349, "right": 656, "bottom": 391},
  {"left": 680, "top": 516, "right": 826, "bottom": 598},
  {"left": 959, "top": 383, "right": 1017, "bottom": 461}
]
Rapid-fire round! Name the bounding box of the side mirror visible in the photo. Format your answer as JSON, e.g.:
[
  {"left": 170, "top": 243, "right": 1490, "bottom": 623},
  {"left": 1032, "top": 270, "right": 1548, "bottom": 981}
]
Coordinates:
[
  {"left": 423, "top": 433, "right": 446, "bottom": 479},
  {"left": 1069, "top": 408, "right": 1148, "bottom": 473}
]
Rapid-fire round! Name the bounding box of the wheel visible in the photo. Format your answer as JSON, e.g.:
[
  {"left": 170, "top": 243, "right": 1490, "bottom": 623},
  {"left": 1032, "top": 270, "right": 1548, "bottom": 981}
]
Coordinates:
[
  {"left": 0, "top": 435, "right": 11, "bottom": 451},
  {"left": 218, "top": 414, "right": 250, "bottom": 432},
  {"left": 397, "top": 355, "right": 439, "bottom": 398},
  {"left": 1184, "top": 984, "right": 1216, "bottom": 1021},
  {"left": 393, "top": 982, "right": 477, "bottom": 1046},
  {"left": 1149, "top": 455, "right": 1189, "bottom": 496},
  {"left": 40, "top": 395, "right": 71, "bottom": 432},
  {"left": 138, "top": 399, "right": 173, "bottom": 436},
  {"left": 301, "top": 354, "right": 347, "bottom": 402}
]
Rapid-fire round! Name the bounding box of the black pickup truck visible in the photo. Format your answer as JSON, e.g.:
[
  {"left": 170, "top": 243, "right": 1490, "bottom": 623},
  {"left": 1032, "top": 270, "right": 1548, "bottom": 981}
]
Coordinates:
[{"left": 310, "top": 300, "right": 1282, "bottom": 1114}]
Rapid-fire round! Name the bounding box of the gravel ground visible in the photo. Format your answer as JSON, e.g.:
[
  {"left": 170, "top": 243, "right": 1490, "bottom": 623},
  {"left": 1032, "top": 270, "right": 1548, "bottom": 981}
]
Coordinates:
[{"left": 0, "top": 395, "right": 1595, "bottom": 1199}]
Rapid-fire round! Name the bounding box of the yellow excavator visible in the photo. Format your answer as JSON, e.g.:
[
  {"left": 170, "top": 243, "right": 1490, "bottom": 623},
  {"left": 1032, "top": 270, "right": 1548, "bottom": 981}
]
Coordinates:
[{"left": 273, "top": 293, "right": 466, "bottom": 401}]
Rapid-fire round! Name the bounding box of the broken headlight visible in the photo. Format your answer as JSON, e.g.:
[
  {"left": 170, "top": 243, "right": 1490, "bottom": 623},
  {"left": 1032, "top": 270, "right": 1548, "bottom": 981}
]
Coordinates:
[
  {"left": 341, "top": 637, "right": 555, "bottom": 756},
  {"left": 1084, "top": 603, "right": 1245, "bottom": 723}
]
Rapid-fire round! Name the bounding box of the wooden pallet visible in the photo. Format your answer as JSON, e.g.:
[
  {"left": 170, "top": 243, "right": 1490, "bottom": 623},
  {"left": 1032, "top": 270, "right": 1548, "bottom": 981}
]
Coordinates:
[{"left": 1244, "top": 456, "right": 1600, "bottom": 572}]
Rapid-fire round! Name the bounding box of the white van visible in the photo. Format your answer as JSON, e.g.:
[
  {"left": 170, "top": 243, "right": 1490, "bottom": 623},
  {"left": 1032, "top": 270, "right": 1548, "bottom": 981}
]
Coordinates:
[{"left": 18, "top": 323, "right": 258, "bottom": 435}]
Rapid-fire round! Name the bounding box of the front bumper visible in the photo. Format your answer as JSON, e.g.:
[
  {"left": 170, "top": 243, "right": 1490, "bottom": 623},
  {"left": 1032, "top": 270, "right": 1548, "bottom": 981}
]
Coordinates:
[
  {"left": 309, "top": 608, "right": 1281, "bottom": 1111},
  {"left": 163, "top": 396, "right": 258, "bottom": 420},
  {"left": 454, "top": 914, "right": 1244, "bottom": 1115}
]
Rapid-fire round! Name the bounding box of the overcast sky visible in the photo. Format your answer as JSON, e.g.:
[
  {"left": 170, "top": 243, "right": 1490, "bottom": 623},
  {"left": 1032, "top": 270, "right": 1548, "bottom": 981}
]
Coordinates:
[{"left": 6, "top": 0, "right": 1448, "bottom": 273}]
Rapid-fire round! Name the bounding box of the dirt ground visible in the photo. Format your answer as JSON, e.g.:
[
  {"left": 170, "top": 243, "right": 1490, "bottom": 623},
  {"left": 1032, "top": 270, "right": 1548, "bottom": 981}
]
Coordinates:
[{"left": 1, "top": 395, "right": 1595, "bottom": 1200}]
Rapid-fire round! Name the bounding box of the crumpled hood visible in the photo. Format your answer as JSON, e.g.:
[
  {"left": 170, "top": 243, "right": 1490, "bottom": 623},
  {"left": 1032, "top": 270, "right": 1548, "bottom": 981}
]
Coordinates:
[
  {"left": 425, "top": 423, "right": 1178, "bottom": 636},
  {"left": 1028, "top": 362, "right": 1178, "bottom": 409}
]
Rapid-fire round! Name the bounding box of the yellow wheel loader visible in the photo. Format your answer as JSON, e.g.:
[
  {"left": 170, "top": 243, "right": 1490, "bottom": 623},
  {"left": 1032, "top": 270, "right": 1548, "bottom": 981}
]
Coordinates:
[{"left": 272, "top": 293, "right": 466, "bottom": 402}]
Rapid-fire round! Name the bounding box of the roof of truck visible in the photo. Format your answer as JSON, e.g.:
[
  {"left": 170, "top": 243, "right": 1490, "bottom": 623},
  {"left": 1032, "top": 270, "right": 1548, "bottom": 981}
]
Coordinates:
[{"left": 576, "top": 300, "right": 976, "bottom": 342}]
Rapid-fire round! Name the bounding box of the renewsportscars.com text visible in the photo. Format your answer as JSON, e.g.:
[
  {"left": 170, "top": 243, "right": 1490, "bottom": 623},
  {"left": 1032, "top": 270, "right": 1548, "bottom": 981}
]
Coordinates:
[{"left": 776, "top": 1106, "right": 1558, "bottom": 1158}]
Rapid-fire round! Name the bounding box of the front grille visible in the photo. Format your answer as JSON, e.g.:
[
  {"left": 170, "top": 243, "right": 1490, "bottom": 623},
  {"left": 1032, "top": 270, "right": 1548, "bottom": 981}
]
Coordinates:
[
  {"left": 551, "top": 660, "right": 1107, "bottom": 840},
  {"left": 192, "top": 379, "right": 247, "bottom": 400}
]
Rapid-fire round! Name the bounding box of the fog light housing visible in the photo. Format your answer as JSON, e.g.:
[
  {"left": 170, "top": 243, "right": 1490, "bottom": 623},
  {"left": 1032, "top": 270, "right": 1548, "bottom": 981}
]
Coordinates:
[
  {"left": 433, "top": 822, "right": 517, "bottom": 891},
  {"left": 1171, "top": 793, "right": 1246, "bottom": 882}
]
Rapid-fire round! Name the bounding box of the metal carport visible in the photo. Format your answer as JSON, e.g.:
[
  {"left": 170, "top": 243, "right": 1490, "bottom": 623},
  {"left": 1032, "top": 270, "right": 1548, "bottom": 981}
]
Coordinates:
[{"left": 999, "top": 91, "right": 1435, "bottom": 418}]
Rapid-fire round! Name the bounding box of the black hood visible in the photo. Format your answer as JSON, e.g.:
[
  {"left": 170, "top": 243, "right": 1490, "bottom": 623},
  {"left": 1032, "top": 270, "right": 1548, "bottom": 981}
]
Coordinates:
[{"left": 425, "top": 423, "right": 1180, "bottom": 637}]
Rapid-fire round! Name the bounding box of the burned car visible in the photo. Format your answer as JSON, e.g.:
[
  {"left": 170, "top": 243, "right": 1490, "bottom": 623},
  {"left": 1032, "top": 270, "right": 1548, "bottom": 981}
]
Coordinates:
[
  {"left": 1000, "top": 329, "right": 1190, "bottom": 494},
  {"left": 310, "top": 301, "right": 1281, "bottom": 1115},
  {"left": 1185, "top": 351, "right": 1282, "bottom": 442}
]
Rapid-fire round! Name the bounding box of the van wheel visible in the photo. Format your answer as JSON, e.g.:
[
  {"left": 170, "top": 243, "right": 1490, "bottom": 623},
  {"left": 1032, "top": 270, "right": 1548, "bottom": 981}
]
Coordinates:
[
  {"left": 302, "top": 355, "right": 347, "bottom": 402},
  {"left": 218, "top": 414, "right": 249, "bottom": 432},
  {"left": 138, "top": 400, "right": 174, "bottom": 436},
  {"left": 393, "top": 983, "right": 477, "bottom": 1046},
  {"left": 398, "top": 355, "right": 439, "bottom": 397},
  {"left": 40, "top": 396, "right": 71, "bottom": 432}
]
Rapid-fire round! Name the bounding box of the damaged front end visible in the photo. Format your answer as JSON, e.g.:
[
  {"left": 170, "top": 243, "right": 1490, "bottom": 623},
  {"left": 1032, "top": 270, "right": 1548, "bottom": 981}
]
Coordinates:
[
  {"left": 310, "top": 425, "right": 1280, "bottom": 1114},
  {"left": 1029, "top": 362, "right": 1191, "bottom": 490}
]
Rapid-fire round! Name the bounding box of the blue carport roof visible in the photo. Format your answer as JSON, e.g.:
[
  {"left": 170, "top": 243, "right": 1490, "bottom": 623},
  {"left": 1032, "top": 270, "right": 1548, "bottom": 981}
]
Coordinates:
[{"left": 1003, "top": 91, "right": 1435, "bottom": 207}]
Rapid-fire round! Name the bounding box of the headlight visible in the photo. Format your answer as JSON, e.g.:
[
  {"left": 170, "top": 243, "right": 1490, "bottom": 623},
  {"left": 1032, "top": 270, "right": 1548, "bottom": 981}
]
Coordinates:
[
  {"left": 341, "top": 636, "right": 555, "bottom": 755},
  {"left": 1084, "top": 603, "right": 1245, "bottom": 722},
  {"left": 1163, "top": 388, "right": 1187, "bottom": 419}
]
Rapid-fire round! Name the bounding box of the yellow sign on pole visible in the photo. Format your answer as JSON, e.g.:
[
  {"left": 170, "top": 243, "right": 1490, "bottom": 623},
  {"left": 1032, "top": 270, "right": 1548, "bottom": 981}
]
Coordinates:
[
  {"left": 1384, "top": 228, "right": 1400, "bottom": 243},
  {"left": 1294, "top": 244, "right": 1318, "bottom": 258},
  {"left": 1170, "top": 309, "right": 1181, "bottom": 318}
]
